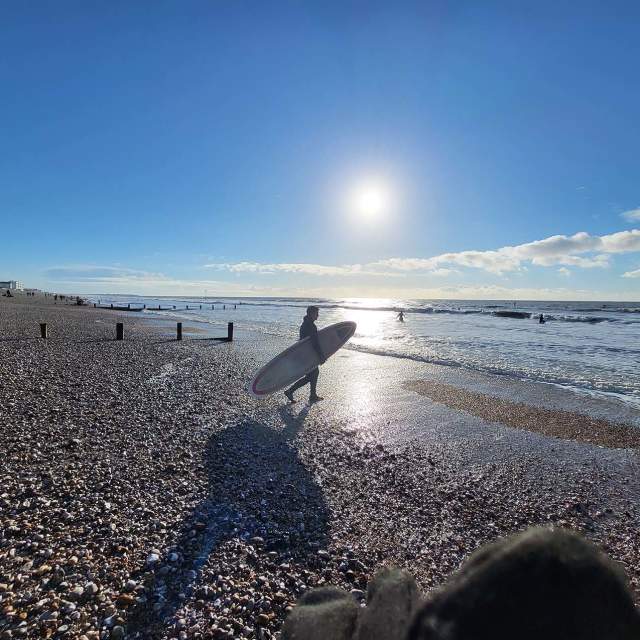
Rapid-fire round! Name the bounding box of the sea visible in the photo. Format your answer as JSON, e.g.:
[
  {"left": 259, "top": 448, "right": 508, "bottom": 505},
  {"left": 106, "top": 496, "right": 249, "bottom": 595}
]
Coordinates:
[{"left": 87, "top": 295, "right": 640, "bottom": 409}]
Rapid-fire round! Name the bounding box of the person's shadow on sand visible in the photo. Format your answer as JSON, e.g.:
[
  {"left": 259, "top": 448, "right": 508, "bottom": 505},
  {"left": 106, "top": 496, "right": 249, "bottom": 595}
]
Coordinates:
[{"left": 127, "top": 405, "right": 327, "bottom": 638}]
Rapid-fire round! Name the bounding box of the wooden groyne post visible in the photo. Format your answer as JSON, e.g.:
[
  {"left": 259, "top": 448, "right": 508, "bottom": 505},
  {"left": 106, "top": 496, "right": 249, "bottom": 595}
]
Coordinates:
[
  {"left": 116, "top": 323, "right": 124, "bottom": 340},
  {"left": 177, "top": 322, "right": 183, "bottom": 341},
  {"left": 214, "top": 322, "right": 234, "bottom": 342},
  {"left": 40, "top": 323, "right": 48, "bottom": 339}
]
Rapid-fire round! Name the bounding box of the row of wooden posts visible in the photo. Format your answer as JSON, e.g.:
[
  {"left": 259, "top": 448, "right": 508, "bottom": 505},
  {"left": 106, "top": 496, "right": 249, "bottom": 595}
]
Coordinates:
[
  {"left": 38, "top": 321, "right": 234, "bottom": 342},
  {"left": 94, "top": 303, "right": 236, "bottom": 311}
]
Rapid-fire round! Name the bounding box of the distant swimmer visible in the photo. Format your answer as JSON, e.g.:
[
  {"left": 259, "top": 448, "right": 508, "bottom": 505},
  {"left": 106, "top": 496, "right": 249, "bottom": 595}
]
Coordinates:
[
  {"left": 539, "top": 313, "right": 546, "bottom": 324},
  {"left": 397, "top": 310, "right": 405, "bottom": 322},
  {"left": 285, "top": 306, "right": 326, "bottom": 404}
]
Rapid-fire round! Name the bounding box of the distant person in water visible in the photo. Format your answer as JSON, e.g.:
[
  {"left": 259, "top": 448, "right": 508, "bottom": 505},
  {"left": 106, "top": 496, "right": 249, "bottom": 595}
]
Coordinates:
[
  {"left": 285, "top": 305, "right": 326, "bottom": 404},
  {"left": 397, "top": 310, "right": 405, "bottom": 322},
  {"left": 539, "top": 313, "right": 545, "bottom": 324}
]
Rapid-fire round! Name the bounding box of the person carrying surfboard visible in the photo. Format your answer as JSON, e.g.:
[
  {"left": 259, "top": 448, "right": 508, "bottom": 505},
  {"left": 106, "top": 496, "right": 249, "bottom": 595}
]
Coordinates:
[{"left": 285, "top": 306, "right": 326, "bottom": 403}]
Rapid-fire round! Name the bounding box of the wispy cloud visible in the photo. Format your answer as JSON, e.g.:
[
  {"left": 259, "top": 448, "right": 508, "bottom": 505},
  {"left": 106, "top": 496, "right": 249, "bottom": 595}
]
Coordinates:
[
  {"left": 204, "top": 262, "right": 405, "bottom": 277},
  {"left": 621, "top": 208, "right": 640, "bottom": 222},
  {"left": 558, "top": 267, "right": 571, "bottom": 276},
  {"left": 43, "top": 265, "right": 278, "bottom": 295},
  {"left": 42, "top": 264, "right": 640, "bottom": 300},
  {"left": 622, "top": 268, "right": 640, "bottom": 278},
  {"left": 45, "top": 266, "right": 166, "bottom": 282}
]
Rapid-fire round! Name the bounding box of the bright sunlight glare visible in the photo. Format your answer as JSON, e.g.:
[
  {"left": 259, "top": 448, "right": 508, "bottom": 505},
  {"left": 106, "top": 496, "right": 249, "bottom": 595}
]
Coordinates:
[{"left": 348, "top": 179, "right": 392, "bottom": 222}]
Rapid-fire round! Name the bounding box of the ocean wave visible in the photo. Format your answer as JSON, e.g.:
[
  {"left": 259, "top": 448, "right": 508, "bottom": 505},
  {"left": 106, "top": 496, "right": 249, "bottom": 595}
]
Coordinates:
[
  {"left": 543, "top": 314, "right": 640, "bottom": 324},
  {"left": 132, "top": 304, "right": 639, "bottom": 406},
  {"left": 345, "top": 343, "right": 640, "bottom": 403},
  {"left": 546, "top": 315, "right": 609, "bottom": 323},
  {"left": 233, "top": 299, "right": 640, "bottom": 322},
  {"left": 492, "top": 311, "right": 531, "bottom": 319},
  {"left": 574, "top": 306, "right": 640, "bottom": 313},
  {"left": 141, "top": 297, "right": 640, "bottom": 325}
]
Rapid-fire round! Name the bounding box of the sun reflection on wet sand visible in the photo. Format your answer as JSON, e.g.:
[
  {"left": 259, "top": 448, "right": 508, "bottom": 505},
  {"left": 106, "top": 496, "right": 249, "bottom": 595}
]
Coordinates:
[{"left": 333, "top": 307, "right": 401, "bottom": 352}]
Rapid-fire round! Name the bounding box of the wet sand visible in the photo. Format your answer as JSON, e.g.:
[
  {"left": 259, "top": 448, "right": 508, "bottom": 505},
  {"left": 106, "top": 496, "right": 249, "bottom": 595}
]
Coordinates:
[
  {"left": 1, "top": 295, "right": 639, "bottom": 639},
  {"left": 405, "top": 379, "right": 640, "bottom": 449}
]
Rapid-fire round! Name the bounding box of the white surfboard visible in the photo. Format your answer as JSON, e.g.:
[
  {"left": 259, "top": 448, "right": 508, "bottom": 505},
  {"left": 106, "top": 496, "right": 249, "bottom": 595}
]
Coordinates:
[{"left": 249, "top": 321, "right": 356, "bottom": 397}]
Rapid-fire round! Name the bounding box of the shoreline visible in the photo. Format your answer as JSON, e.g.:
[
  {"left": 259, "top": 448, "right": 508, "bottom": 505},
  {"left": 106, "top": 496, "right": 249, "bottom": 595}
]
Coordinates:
[
  {"left": 131, "top": 302, "right": 640, "bottom": 415},
  {"left": 405, "top": 379, "right": 640, "bottom": 449},
  {"left": 1, "top": 295, "right": 640, "bottom": 639}
]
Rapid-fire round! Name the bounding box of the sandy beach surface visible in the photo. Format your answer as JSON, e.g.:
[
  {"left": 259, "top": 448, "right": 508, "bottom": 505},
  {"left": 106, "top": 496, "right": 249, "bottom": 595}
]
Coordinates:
[{"left": 1, "top": 295, "right": 639, "bottom": 639}]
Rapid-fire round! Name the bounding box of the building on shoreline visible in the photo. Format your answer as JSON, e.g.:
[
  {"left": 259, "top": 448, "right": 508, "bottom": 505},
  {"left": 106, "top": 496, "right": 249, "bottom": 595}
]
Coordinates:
[{"left": 0, "top": 280, "right": 23, "bottom": 290}]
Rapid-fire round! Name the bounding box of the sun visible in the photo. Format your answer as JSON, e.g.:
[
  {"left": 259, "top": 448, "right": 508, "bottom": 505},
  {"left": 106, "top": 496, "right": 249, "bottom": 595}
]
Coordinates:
[{"left": 349, "top": 180, "right": 391, "bottom": 222}]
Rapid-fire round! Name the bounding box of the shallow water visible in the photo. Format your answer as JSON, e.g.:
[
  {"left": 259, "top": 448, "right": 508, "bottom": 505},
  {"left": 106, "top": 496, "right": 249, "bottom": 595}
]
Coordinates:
[{"left": 88, "top": 295, "right": 640, "bottom": 408}]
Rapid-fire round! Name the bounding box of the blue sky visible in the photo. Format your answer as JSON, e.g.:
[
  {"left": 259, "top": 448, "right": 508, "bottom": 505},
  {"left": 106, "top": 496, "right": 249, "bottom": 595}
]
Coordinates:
[{"left": 1, "top": 1, "right": 639, "bottom": 299}]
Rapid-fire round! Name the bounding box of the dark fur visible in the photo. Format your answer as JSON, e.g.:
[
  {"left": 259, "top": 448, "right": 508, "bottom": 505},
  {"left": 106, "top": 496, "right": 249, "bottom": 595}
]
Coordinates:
[
  {"left": 281, "top": 586, "right": 359, "bottom": 640},
  {"left": 408, "top": 528, "right": 640, "bottom": 640},
  {"left": 355, "top": 568, "right": 422, "bottom": 640}
]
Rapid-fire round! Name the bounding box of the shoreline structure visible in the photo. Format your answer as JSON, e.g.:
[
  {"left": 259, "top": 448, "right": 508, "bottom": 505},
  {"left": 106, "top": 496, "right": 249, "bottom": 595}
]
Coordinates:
[{"left": 1, "top": 294, "right": 639, "bottom": 639}]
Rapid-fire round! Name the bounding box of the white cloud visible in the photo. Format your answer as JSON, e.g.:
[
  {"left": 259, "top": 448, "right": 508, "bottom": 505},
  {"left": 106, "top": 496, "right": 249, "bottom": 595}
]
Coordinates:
[
  {"left": 510, "top": 231, "right": 601, "bottom": 260},
  {"left": 42, "top": 264, "right": 640, "bottom": 300},
  {"left": 531, "top": 254, "right": 609, "bottom": 268},
  {"left": 621, "top": 208, "right": 640, "bottom": 222},
  {"left": 373, "top": 251, "right": 521, "bottom": 274},
  {"left": 50, "top": 227, "right": 640, "bottom": 297},
  {"left": 376, "top": 229, "right": 639, "bottom": 274},
  {"left": 600, "top": 229, "right": 640, "bottom": 252},
  {"left": 430, "top": 268, "right": 459, "bottom": 276},
  {"left": 206, "top": 228, "right": 640, "bottom": 279}
]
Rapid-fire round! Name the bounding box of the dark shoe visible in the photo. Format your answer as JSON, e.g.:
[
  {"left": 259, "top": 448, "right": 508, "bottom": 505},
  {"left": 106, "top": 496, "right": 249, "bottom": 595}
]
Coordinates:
[
  {"left": 285, "top": 389, "right": 296, "bottom": 403},
  {"left": 309, "top": 395, "right": 324, "bottom": 403}
]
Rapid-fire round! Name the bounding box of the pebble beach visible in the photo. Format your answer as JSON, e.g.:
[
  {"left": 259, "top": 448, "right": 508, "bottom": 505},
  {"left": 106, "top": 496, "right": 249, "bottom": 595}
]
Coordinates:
[{"left": 2, "top": 294, "right": 640, "bottom": 640}]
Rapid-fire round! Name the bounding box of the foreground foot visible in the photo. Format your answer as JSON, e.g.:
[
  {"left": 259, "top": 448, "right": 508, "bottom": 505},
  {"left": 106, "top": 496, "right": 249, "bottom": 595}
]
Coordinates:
[
  {"left": 309, "top": 395, "right": 324, "bottom": 403},
  {"left": 285, "top": 389, "right": 296, "bottom": 403}
]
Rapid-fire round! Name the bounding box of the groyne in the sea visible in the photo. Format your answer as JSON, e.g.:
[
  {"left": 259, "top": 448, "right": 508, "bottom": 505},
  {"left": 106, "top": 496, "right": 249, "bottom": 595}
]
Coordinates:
[{"left": 93, "top": 301, "right": 237, "bottom": 312}]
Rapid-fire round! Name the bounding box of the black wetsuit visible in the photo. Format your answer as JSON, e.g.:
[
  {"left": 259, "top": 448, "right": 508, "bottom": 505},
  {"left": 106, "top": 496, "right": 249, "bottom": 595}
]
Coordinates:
[{"left": 288, "top": 315, "right": 323, "bottom": 397}]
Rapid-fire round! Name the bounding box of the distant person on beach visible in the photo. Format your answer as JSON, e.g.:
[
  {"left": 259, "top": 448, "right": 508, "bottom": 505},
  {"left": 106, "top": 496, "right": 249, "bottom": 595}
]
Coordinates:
[
  {"left": 285, "top": 305, "right": 325, "bottom": 404},
  {"left": 397, "top": 310, "right": 405, "bottom": 322},
  {"left": 539, "top": 313, "right": 545, "bottom": 324}
]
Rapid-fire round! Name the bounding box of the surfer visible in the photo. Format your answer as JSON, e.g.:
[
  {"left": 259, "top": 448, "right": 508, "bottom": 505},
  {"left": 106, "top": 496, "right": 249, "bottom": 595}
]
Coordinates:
[
  {"left": 285, "top": 306, "right": 326, "bottom": 403},
  {"left": 539, "top": 313, "right": 545, "bottom": 324},
  {"left": 397, "top": 310, "right": 405, "bottom": 322}
]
